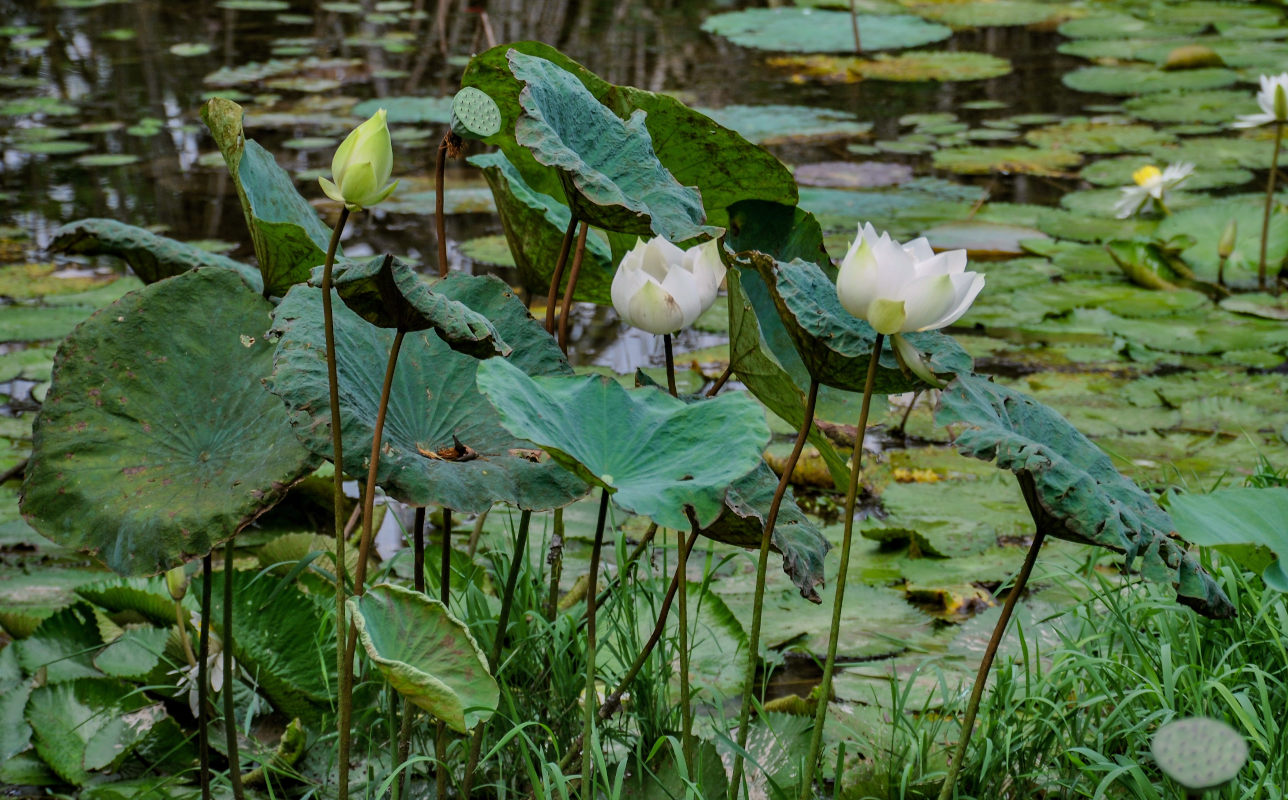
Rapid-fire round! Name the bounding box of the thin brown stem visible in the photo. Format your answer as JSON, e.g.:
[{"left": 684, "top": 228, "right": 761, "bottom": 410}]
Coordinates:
[
  {"left": 413, "top": 507, "right": 426, "bottom": 593},
  {"left": 663, "top": 334, "right": 677, "bottom": 397},
  {"left": 198, "top": 554, "right": 212, "bottom": 800},
  {"left": 730, "top": 378, "right": 820, "bottom": 798},
  {"left": 545, "top": 220, "right": 578, "bottom": 333},
  {"left": 800, "top": 336, "right": 884, "bottom": 799},
  {"left": 1259, "top": 121, "right": 1283, "bottom": 291},
  {"left": 936, "top": 528, "right": 1048, "bottom": 800},
  {"left": 848, "top": 0, "right": 861, "bottom": 52},
  {"left": 355, "top": 330, "right": 407, "bottom": 592},
  {"left": 436, "top": 135, "right": 450, "bottom": 279},
  {"left": 176, "top": 599, "right": 196, "bottom": 668},
  {"left": 223, "top": 541, "right": 245, "bottom": 800},
  {"left": 705, "top": 363, "right": 733, "bottom": 398},
  {"left": 557, "top": 222, "right": 590, "bottom": 352}
]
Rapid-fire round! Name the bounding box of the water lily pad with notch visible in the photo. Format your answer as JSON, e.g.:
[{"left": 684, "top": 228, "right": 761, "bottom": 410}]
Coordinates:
[
  {"left": 701, "top": 7, "right": 951, "bottom": 52},
  {"left": 349, "top": 583, "right": 497, "bottom": 733},
  {"left": 21, "top": 268, "right": 318, "bottom": 576},
  {"left": 508, "top": 50, "right": 717, "bottom": 241},
  {"left": 267, "top": 275, "right": 589, "bottom": 513},
  {"left": 1062, "top": 65, "right": 1239, "bottom": 95},
  {"left": 935, "top": 373, "right": 1235, "bottom": 618},
  {"left": 476, "top": 358, "right": 770, "bottom": 531},
  {"left": 201, "top": 98, "right": 336, "bottom": 297}
]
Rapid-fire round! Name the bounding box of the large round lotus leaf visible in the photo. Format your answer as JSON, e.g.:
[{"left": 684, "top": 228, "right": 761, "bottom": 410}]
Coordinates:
[
  {"left": 1062, "top": 65, "right": 1238, "bottom": 95},
  {"left": 1122, "top": 89, "right": 1258, "bottom": 125},
  {"left": 1157, "top": 196, "right": 1288, "bottom": 284},
  {"left": 20, "top": 269, "right": 317, "bottom": 576},
  {"left": 922, "top": 221, "right": 1048, "bottom": 258},
  {"left": 321, "top": 255, "right": 504, "bottom": 355},
  {"left": 509, "top": 50, "right": 716, "bottom": 241},
  {"left": 745, "top": 257, "right": 973, "bottom": 393},
  {"left": 1057, "top": 14, "right": 1205, "bottom": 39},
  {"left": 1023, "top": 120, "right": 1174, "bottom": 154},
  {"left": 935, "top": 373, "right": 1234, "bottom": 619},
  {"left": 696, "top": 104, "right": 871, "bottom": 145},
  {"left": 1148, "top": 135, "right": 1279, "bottom": 171},
  {"left": 911, "top": 0, "right": 1064, "bottom": 28},
  {"left": 766, "top": 52, "right": 1011, "bottom": 82},
  {"left": 701, "top": 8, "right": 951, "bottom": 52},
  {"left": 267, "top": 277, "right": 589, "bottom": 513},
  {"left": 932, "top": 145, "right": 1082, "bottom": 176},
  {"left": 1079, "top": 155, "right": 1252, "bottom": 190},
  {"left": 1169, "top": 487, "right": 1288, "bottom": 590},
  {"left": 349, "top": 583, "right": 497, "bottom": 733},
  {"left": 460, "top": 42, "right": 797, "bottom": 234},
  {"left": 352, "top": 95, "right": 453, "bottom": 124},
  {"left": 469, "top": 151, "right": 614, "bottom": 304},
  {"left": 475, "top": 358, "right": 770, "bottom": 531}
]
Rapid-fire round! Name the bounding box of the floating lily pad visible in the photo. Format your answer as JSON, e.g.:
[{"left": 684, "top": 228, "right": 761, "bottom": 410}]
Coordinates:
[
  {"left": 1024, "top": 120, "right": 1174, "bottom": 154},
  {"left": 1147, "top": 135, "right": 1279, "bottom": 171},
  {"left": 168, "top": 42, "right": 212, "bottom": 57},
  {"left": 1079, "top": 155, "right": 1252, "bottom": 190},
  {"left": 767, "top": 51, "right": 1012, "bottom": 82},
  {"left": 218, "top": 0, "right": 289, "bottom": 9},
  {"left": 1220, "top": 292, "right": 1288, "bottom": 321},
  {"left": 21, "top": 269, "right": 317, "bottom": 575},
  {"left": 701, "top": 8, "right": 951, "bottom": 53},
  {"left": 352, "top": 95, "right": 453, "bottom": 124},
  {"left": 1062, "top": 65, "right": 1239, "bottom": 95},
  {"left": 1057, "top": 15, "right": 1205, "bottom": 39},
  {"left": 1157, "top": 196, "right": 1288, "bottom": 284},
  {"left": 350, "top": 583, "right": 497, "bottom": 732},
  {"left": 1122, "top": 89, "right": 1258, "bottom": 124},
  {"left": 795, "top": 161, "right": 912, "bottom": 189},
  {"left": 911, "top": 0, "right": 1062, "bottom": 28},
  {"left": 14, "top": 140, "right": 91, "bottom": 155},
  {"left": 697, "top": 104, "right": 872, "bottom": 145},
  {"left": 932, "top": 145, "right": 1082, "bottom": 176},
  {"left": 0, "top": 97, "right": 78, "bottom": 117}
]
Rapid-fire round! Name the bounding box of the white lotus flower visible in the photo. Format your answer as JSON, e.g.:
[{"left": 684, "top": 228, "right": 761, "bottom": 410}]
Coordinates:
[
  {"left": 1233, "top": 73, "right": 1288, "bottom": 128},
  {"left": 836, "top": 223, "right": 984, "bottom": 386},
  {"left": 611, "top": 237, "right": 726, "bottom": 335},
  {"left": 1113, "top": 163, "right": 1194, "bottom": 218},
  {"left": 320, "top": 108, "right": 399, "bottom": 210}
]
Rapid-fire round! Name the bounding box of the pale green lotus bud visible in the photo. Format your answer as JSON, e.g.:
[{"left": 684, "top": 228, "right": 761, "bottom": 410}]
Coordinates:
[
  {"left": 1218, "top": 219, "right": 1238, "bottom": 259},
  {"left": 320, "top": 109, "right": 399, "bottom": 211},
  {"left": 1277, "top": 84, "right": 1288, "bottom": 122},
  {"left": 166, "top": 565, "right": 188, "bottom": 601}
]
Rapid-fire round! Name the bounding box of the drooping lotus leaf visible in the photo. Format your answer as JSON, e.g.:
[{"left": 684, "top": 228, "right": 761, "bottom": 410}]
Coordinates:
[
  {"left": 1169, "top": 488, "right": 1288, "bottom": 591},
  {"left": 932, "top": 145, "right": 1083, "bottom": 176},
  {"left": 320, "top": 255, "right": 505, "bottom": 356},
  {"left": 746, "top": 257, "right": 974, "bottom": 394},
  {"left": 1062, "top": 65, "right": 1239, "bottom": 95},
  {"left": 508, "top": 50, "right": 716, "bottom": 241},
  {"left": 476, "top": 358, "right": 770, "bottom": 531},
  {"left": 267, "top": 276, "right": 589, "bottom": 512},
  {"left": 350, "top": 583, "right": 497, "bottom": 732},
  {"left": 935, "top": 373, "right": 1234, "bottom": 619},
  {"left": 469, "top": 150, "right": 615, "bottom": 304},
  {"left": 21, "top": 269, "right": 318, "bottom": 575},
  {"left": 202, "top": 97, "right": 336, "bottom": 297},
  {"left": 459, "top": 41, "right": 797, "bottom": 233},
  {"left": 1156, "top": 196, "right": 1288, "bottom": 285},
  {"left": 49, "top": 218, "right": 263, "bottom": 292},
  {"left": 701, "top": 8, "right": 952, "bottom": 53}
]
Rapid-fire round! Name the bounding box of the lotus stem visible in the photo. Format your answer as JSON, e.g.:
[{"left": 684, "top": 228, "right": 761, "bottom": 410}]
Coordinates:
[
  {"left": 663, "top": 333, "right": 678, "bottom": 397},
  {"left": 396, "top": 506, "right": 427, "bottom": 800},
  {"left": 730, "top": 378, "right": 821, "bottom": 799},
  {"left": 895, "top": 390, "right": 920, "bottom": 437},
  {"left": 848, "top": 0, "right": 861, "bottom": 52},
  {"left": 320, "top": 206, "right": 354, "bottom": 800},
  {"left": 580, "top": 488, "right": 612, "bottom": 794},
  {"left": 678, "top": 514, "right": 701, "bottom": 768},
  {"left": 176, "top": 598, "right": 196, "bottom": 668},
  {"left": 436, "top": 135, "right": 450, "bottom": 279},
  {"left": 462, "top": 510, "right": 533, "bottom": 796},
  {"left": 557, "top": 222, "right": 590, "bottom": 352},
  {"left": 1218, "top": 255, "right": 1229, "bottom": 288},
  {"left": 546, "top": 508, "right": 565, "bottom": 621},
  {"left": 800, "top": 337, "right": 883, "bottom": 799},
  {"left": 355, "top": 329, "right": 407, "bottom": 592},
  {"left": 466, "top": 506, "right": 490, "bottom": 557},
  {"left": 198, "top": 553, "right": 212, "bottom": 800},
  {"left": 394, "top": 701, "right": 413, "bottom": 800},
  {"left": 936, "top": 526, "right": 1047, "bottom": 800},
  {"left": 222, "top": 541, "right": 246, "bottom": 800},
  {"left": 413, "top": 506, "right": 426, "bottom": 593},
  {"left": 706, "top": 363, "right": 733, "bottom": 398},
  {"left": 436, "top": 507, "right": 453, "bottom": 800},
  {"left": 545, "top": 220, "right": 578, "bottom": 334},
  {"left": 1258, "top": 121, "right": 1283, "bottom": 291}
]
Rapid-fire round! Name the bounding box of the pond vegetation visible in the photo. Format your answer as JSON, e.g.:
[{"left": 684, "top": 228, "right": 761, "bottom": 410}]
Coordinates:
[{"left": 0, "top": 1, "right": 1286, "bottom": 799}]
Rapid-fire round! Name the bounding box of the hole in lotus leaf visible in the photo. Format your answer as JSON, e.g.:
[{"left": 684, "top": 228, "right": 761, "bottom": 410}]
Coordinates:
[
  {"left": 1062, "top": 65, "right": 1239, "bottom": 95},
  {"left": 701, "top": 8, "right": 951, "bottom": 53},
  {"left": 695, "top": 104, "right": 872, "bottom": 145}
]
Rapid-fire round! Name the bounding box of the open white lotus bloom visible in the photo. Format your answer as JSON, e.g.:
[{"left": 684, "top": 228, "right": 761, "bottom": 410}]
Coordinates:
[
  {"left": 611, "top": 237, "right": 726, "bottom": 335},
  {"left": 836, "top": 222, "right": 984, "bottom": 385},
  {"left": 1233, "top": 72, "right": 1288, "bottom": 129},
  {"left": 1114, "top": 162, "right": 1194, "bottom": 218}
]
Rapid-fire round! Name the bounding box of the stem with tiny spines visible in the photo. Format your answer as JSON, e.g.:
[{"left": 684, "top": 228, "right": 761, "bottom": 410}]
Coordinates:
[
  {"left": 580, "top": 489, "right": 612, "bottom": 794},
  {"left": 198, "top": 553, "right": 212, "bottom": 800},
  {"left": 799, "top": 336, "right": 884, "bottom": 798},
  {"left": 223, "top": 541, "right": 245, "bottom": 800},
  {"left": 545, "top": 220, "right": 577, "bottom": 333},
  {"left": 729, "top": 379, "right": 821, "bottom": 798},
  {"left": 1258, "top": 120, "right": 1284, "bottom": 291},
  {"left": 435, "top": 133, "right": 451, "bottom": 279}
]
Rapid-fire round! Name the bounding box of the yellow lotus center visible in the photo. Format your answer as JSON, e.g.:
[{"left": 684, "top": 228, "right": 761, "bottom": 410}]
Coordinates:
[{"left": 1132, "top": 165, "right": 1161, "bottom": 186}]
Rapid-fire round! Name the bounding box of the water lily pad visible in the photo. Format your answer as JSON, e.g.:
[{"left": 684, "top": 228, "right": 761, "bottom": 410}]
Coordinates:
[
  {"left": 0, "top": 97, "right": 78, "bottom": 117},
  {"left": 21, "top": 269, "right": 317, "bottom": 575},
  {"left": 912, "top": 0, "right": 1063, "bottom": 27},
  {"left": 349, "top": 583, "right": 498, "bottom": 733},
  {"left": 267, "top": 276, "right": 589, "bottom": 513},
  {"left": 218, "top": 0, "right": 289, "bottom": 9},
  {"left": 936, "top": 373, "right": 1234, "bottom": 618},
  {"left": 698, "top": 104, "right": 872, "bottom": 145},
  {"left": 701, "top": 8, "right": 951, "bottom": 53},
  {"left": 73, "top": 153, "right": 140, "bottom": 167},
  {"left": 795, "top": 161, "right": 913, "bottom": 189},
  {"left": 509, "top": 51, "right": 716, "bottom": 241},
  {"left": 1057, "top": 14, "right": 1205, "bottom": 39},
  {"left": 922, "top": 221, "right": 1047, "bottom": 258},
  {"left": 1148, "top": 135, "right": 1279, "bottom": 171},
  {"left": 14, "top": 140, "right": 91, "bottom": 155},
  {"left": 1156, "top": 196, "right": 1288, "bottom": 284},
  {"left": 168, "top": 42, "right": 212, "bottom": 57},
  {"left": 932, "top": 145, "right": 1082, "bottom": 176},
  {"left": 1079, "top": 155, "right": 1252, "bottom": 190},
  {"left": 352, "top": 95, "right": 453, "bottom": 124},
  {"left": 767, "top": 51, "right": 1012, "bottom": 82},
  {"left": 1062, "top": 65, "right": 1239, "bottom": 95},
  {"left": 1024, "top": 120, "right": 1175, "bottom": 154},
  {"left": 1122, "top": 89, "right": 1258, "bottom": 124},
  {"left": 1220, "top": 292, "right": 1288, "bottom": 320}
]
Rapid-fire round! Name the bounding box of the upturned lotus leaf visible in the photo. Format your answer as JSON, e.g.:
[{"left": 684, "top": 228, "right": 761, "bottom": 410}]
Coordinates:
[{"left": 349, "top": 583, "right": 498, "bottom": 733}]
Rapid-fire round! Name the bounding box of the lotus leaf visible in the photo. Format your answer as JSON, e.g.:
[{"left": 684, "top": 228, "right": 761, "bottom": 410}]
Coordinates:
[
  {"left": 701, "top": 8, "right": 951, "bottom": 52},
  {"left": 14, "top": 603, "right": 103, "bottom": 682},
  {"left": 49, "top": 218, "right": 263, "bottom": 291},
  {"left": 935, "top": 373, "right": 1235, "bottom": 618},
  {"left": 267, "top": 277, "right": 589, "bottom": 512},
  {"left": 201, "top": 98, "right": 336, "bottom": 297},
  {"left": 93, "top": 626, "right": 169, "bottom": 680},
  {"left": 75, "top": 576, "right": 177, "bottom": 627},
  {"left": 1169, "top": 488, "right": 1288, "bottom": 590},
  {"left": 25, "top": 678, "right": 151, "bottom": 785},
  {"left": 459, "top": 41, "right": 797, "bottom": 232},
  {"left": 470, "top": 150, "right": 614, "bottom": 304},
  {"left": 476, "top": 358, "right": 770, "bottom": 531},
  {"left": 508, "top": 50, "right": 716, "bottom": 241},
  {"left": 21, "top": 268, "right": 317, "bottom": 575},
  {"left": 349, "top": 583, "right": 498, "bottom": 733},
  {"left": 1062, "top": 65, "right": 1238, "bottom": 95}
]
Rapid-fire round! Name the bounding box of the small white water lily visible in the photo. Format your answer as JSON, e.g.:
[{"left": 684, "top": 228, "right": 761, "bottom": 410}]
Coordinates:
[
  {"left": 1233, "top": 73, "right": 1288, "bottom": 128},
  {"left": 320, "top": 108, "right": 399, "bottom": 210},
  {"left": 1113, "top": 163, "right": 1193, "bottom": 219},
  {"left": 611, "top": 237, "right": 726, "bottom": 335},
  {"left": 836, "top": 223, "right": 983, "bottom": 386}
]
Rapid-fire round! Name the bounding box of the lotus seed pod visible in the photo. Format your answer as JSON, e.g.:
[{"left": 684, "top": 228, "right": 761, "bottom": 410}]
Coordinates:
[
  {"left": 1150, "top": 716, "right": 1247, "bottom": 792},
  {"left": 450, "top": 87, "right": 502, "bottom": 140}
]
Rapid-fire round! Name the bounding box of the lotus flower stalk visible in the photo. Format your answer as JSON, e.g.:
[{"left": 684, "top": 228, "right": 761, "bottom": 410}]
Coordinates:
[{"left": 1233, "top": 73, "right": 1288, "bottom": 290}]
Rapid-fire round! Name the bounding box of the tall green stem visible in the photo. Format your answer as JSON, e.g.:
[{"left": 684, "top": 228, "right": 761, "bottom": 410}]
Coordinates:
[
  {"left": 355, "top": 329, "right": 407, "bottom": 589},
  {"left": 581, "top": 489, "right": 612, "bottom": 794},
  {"left": 222, "top": 541, "right": 245, "bottom": 800},
  {"left": 546, "top": 508, "right": 565, "bottom": 621},
  {"left": 935, "top": 527, "right": 1047, "bottom": 800},
  {"left": 1258, "top": 121, "right": 1283, "bottom": 291},
  {"left": 320, "top": 206, "right": 353, "bottom": 800},
  {"left": 800, "top": 336, "right": 883, "bottom": 799},
  {"left": 198, "top": 553, "right": 212, "bottom": 800},
  {"left": 730, "top": 379, "right": 820, "bottom": 798}
]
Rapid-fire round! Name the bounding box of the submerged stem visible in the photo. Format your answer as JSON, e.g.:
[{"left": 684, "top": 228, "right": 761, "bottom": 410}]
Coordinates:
[
  {"left": 1258, "top": 121, "right": 1283, "bottom": 291},
  {"left": 730, "top": 378, "right": 820, "bottom": 798},
  {"left": 223, "top": 541, "right": 245, "bottom": 800},
  {"left": 557, "top": 222, "right": 590, "bottom": 352},
  {"left": 800, "top": 336, "right": 883, "bottom": 799},
  {"left": 198, "top": 554, "right": 212, "bottom": 800}
]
